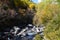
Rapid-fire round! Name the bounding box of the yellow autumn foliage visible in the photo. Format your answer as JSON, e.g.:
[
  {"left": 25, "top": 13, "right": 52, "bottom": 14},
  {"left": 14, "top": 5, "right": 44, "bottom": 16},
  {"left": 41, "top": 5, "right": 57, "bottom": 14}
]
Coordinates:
[
  {"left": 29, "top": 3, "right": 35, "bottom": 9},
  {"left": 33, "top": 4, "right": 60, "bottom": 26}
]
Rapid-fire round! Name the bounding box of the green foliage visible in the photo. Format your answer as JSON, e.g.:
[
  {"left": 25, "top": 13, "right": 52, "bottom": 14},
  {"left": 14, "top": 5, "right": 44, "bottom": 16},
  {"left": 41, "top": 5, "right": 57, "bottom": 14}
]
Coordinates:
[
  {"left": 57, "top": 0, "right": 60, "bottom": 3},
  {"left": 34, "top": 34, "right": 42, "bottom": 40},
  {"left": 13, "top": 0, "right": 28, "bottom": 8},
  {"left": 44, "top": 13, "right": 60, "bottom": 40},
  {"left": 33, "top": 2, "right": 45, "bottom": 26},
  {"left": 33, "top": 0, "right": 60, "bottom": 40},
  {"left": 33, "top": 0, "right": 60, "bottom": 26},
  {"left": 42, "top": 0, "right": 60, "bottom": 4},
  {"left": 42, "top": 0, "right": 53, "bottom": 3}
]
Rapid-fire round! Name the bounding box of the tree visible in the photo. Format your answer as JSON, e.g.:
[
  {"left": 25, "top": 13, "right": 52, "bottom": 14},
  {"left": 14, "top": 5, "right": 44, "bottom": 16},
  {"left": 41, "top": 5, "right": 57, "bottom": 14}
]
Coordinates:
[
  {"left": 33, "top": 2, "right": 45, "bottom": 26},
  {"left": 33, "top": 1, "right": 60, "bottom": 26},
  {"left": 12, "top": 0, "right": 35, "bottom": 9},
  {"left": 44, "top": 12, "right": 60, "bottom": 40},
  {"left": 33, "top": 0, "right": 60, "bottom": 40}
]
